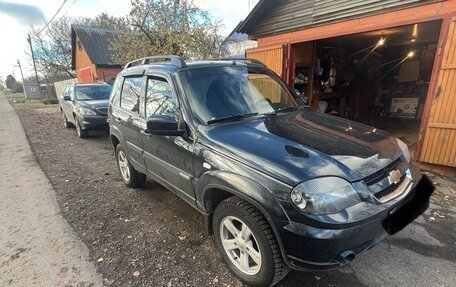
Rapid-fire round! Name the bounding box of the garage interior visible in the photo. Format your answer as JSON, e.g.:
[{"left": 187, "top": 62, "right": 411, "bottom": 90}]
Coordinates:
[{"left": 289, "top": 20, "right": 442, "bottom": 153}]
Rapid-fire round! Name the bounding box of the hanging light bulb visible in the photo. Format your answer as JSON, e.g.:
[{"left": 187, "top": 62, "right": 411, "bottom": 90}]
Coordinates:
[
  {"left": 377, "top": 37, "right": 386, "bottom": 46},
  {"left": 407, "top": 51, "right": 415, "bottom": 58},
  {"left": 412, "top": 24, "right": 418, "bottom": 37}
]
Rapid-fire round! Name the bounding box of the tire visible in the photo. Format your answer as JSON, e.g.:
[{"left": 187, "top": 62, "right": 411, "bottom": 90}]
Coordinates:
[
  {"left": 62, "top": 112, "right": 72, "bottom": 128},
  {"left": 213, "top": 197, "right": 289, "bottom": 287},
  {"left": 115, "top": 144, "right": 146, "bottom": 188},
  {"left": 75, "top": 116, "right": 89, "bottom": 138}
]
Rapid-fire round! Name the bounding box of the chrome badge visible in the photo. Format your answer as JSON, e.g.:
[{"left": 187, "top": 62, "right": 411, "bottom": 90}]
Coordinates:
[{"left": 388, "top": 169, "right": 402, "bottom": 185}]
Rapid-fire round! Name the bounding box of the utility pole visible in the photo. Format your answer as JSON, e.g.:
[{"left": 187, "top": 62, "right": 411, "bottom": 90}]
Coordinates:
[
  {"left": 16, "top": 60, "right": 25, "bottom": 83},
  {"left": 27, "top": 33, "right": 42, "bottom": 100}
]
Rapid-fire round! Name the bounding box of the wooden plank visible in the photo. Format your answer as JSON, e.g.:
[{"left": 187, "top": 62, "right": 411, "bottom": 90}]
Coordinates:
[
  {"left": 427, "top": 123, "right": 456, "bottom": 129},
  {"left": 438, "top": 69, "right": 455, "bottom": 123},
  {"left": 442, "top": 131, "right": 455, "bottom": 164},
  {"left": 246, "top": 45, "right": 284, "bottom": 77},
  {"left": 420, "top": 16, "right": 456, "bottom": 166}
]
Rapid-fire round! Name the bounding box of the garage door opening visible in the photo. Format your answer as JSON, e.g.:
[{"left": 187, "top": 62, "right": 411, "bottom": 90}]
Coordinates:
[{"left": 289, "top": 20, "right": 442, "bottom": 156}]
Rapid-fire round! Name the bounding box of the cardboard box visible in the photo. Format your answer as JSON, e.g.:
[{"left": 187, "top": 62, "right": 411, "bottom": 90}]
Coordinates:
[{"left": 390, "top": 97, "right": 419, "bottom": 118}]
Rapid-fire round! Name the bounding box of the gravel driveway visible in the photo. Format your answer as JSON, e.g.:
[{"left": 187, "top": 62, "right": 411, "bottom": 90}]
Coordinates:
[{"left": 10, "top": 103, "right": 456, "bottom": 287}]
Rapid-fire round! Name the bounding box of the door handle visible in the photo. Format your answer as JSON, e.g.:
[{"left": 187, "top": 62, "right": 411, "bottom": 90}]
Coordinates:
[{"left": 140, "top": 129, "right": 151, "bottom": 138}]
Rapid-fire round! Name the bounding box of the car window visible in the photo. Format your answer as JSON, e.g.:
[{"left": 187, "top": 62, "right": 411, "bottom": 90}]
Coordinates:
[
  {"left": 61, "top": 86, "right": 68, "bottom": 99},
  {"left": 75, "top": 85, "right": 111, "bottom": 101},
  {"left": 145, "top": 77, "right": 179, "bottom": 121},
  {"left": 120, "top": 77, "right": 143, "bottom": 114},
  {"left": 110, "top": 77, "right": 123, "bottom": 107},
  {"left": 70, "top": 86, "right": 75, "bottom": 100},
  {"left": 179, "top": 66, "right": 299, "bottom": 123}
]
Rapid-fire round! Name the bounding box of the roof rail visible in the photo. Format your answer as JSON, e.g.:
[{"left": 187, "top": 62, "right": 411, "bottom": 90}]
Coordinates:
[
  {"left": 210, "top": 58, "right": 266, "bottom": 67},
  {"left": 124, "top": 55, "right": 187, "bottom": 69}
]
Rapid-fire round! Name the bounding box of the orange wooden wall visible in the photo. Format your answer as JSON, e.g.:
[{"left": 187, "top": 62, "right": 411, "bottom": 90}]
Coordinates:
[
  {"left": 419, "top": 17, "right": 456, "bottom": 167},
  {"left": 246, "top": 45, "right": 284, "bottom": 77}
]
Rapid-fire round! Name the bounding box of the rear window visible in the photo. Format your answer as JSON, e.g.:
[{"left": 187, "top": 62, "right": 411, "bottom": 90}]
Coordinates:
[{"left": 75, "top": 85, "right": 111, "bottom": 101}]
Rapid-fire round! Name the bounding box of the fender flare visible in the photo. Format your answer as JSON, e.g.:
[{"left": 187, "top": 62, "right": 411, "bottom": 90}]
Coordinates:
[
  {"left": 197, "top": 170, "right": 288, "bottom": 220},
  {"left": 196, "top": 170, "right": 290, "bottom": 263},
  {"left": 109, "top": 124, "right": 125, "bottom": 150}
]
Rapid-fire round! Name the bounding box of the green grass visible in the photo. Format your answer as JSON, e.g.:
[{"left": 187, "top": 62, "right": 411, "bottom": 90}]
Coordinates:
[{"left": 4, "top": 93, "right": 58, "bottom": 106}]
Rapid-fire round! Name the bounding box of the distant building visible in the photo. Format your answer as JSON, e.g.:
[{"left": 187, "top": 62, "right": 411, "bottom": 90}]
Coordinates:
[
  {"left": 23, "top": 83, "right": 40, "bottom": 99},
  {"left": 71, "top": 25, "right": 122, "bottom": 84},
  {"left": 221, "top": 22, "right": 257, "bottom": 58}
]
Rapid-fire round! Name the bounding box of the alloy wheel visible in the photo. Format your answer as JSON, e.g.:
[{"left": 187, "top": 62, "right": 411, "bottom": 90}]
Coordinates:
[
  {"left": 62, "top": 113, "right": 68, "bottom": 128},
  {"left": 220, "top": 216, "right": 262, "bottom": 275},
  {"left": 117, "top": 150, "right": 130, "bottom": 181},
  {"left": 75, "top": 119, "right": 81, "bottom": 136}
]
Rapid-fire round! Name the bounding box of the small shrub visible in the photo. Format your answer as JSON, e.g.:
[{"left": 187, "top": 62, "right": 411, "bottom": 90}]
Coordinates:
[{"left": 43, "top": 98, "right": 58, "bottom": 105}]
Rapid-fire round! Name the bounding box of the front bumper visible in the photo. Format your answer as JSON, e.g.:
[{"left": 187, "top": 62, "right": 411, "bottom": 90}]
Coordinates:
[
  {"left": 274, "top": 175, "right": 434, "bottom": 271},
  {"left": 80, "top": 115, "right": 109, "bottom": 130}
]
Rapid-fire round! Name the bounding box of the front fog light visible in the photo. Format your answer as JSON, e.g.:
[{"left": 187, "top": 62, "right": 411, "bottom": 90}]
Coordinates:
[{"left": 291, "top": 177, "right": 361, "bottom": 215}]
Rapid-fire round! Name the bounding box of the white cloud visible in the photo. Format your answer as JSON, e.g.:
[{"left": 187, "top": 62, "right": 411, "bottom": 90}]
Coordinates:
[{"left": 0, "top": 1, "right": 45, "bottom": 25}]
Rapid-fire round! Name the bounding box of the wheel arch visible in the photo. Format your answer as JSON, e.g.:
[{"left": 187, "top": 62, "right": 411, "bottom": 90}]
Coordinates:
[
  {"left": 197, "top": 171, "right": 289, "bottom": 260},
  {"left": 199, "top": 172, "right": 291, "bottom": 271},
  {"left": 109, "top": 124, "right": 124, "bottom": 151}
]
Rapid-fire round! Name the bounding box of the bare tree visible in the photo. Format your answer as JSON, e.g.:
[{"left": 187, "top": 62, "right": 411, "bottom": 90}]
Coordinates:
[
  {"left": 111, "top": 0, "right": 224, "bottom": 64},
  {"left": 29, "top": 14, "right": 127, "bottom": 82}
]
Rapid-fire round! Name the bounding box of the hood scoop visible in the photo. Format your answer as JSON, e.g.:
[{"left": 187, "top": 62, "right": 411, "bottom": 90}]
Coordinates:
[{"left": 285, "top": 145, "right": 309, "bottom": 158}]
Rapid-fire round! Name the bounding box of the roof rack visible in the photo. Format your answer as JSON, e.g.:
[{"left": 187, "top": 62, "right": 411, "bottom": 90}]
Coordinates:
[
  {"left": 124, "top": 55, "right": 187, "bottom": 69},
  {"left": 209, "top": 58, "right": 266, "bottom": 67}
]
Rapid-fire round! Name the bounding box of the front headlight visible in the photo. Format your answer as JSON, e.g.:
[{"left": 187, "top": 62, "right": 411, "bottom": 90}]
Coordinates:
[
  {"left": 77, "top": 107, "right": 96, "bottom": 116},
  {"left": 397, "top": 138, "right": 411, "bottom": 163},
  {"left": 291, "top": 177, "right": 361, "bottom": 215}
]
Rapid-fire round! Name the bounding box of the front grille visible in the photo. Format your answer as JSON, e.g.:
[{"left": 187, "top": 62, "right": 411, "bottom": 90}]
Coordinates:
[
  {"left": 374, "top": 175, "right": 406, "bottom": 201},
  {"left": 97, "top": 107, "right": 108, "bottom": 115},
  {"left": 363, "top": 158, "right": 401, "bottom": 186}
]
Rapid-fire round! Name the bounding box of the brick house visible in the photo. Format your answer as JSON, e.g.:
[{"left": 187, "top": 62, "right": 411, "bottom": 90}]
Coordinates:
[
  {"left": 71, "top": 25, "right": 122, "bottom": 84},
  {"left": 239, "top": 0, "right": 456, "bottom": 170}
]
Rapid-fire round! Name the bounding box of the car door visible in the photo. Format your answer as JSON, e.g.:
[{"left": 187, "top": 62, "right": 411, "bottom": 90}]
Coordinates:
[
  {"left": 115, "top": 75, "right": 147, "bottom": 172},
  {"left": 60, "top": 85, "right": 69, "bottom": 113},
  {"left": 141, "top": 74, "right": 196, "bottom": 204},
  {"left": 62, "top": 85, "right": 75, "bottom": 122}
]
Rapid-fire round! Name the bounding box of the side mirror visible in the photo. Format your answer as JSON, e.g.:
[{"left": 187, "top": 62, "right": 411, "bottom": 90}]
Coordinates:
[
  {"left": 146, "top": 115, "right": 184, "bottom": 136},
  {"left": 63, "top": 95, "right": 71, "bottom": 101}
]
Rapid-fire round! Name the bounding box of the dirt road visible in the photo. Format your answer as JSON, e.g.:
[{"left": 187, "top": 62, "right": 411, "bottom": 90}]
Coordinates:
[
  {"left": 6, "top": 100, "right": 456, "bottom": 287},
  {"left": 0, "top": 94, "right": 103, "bottom": 286}
]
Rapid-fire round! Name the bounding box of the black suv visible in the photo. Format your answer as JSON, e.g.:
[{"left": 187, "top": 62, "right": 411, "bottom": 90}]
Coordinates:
[
  {"left": 108, "top": 56, "right": 434, "bottom": 287},
  {"left": 59, "top": 83, "right": 112, "bottom": 138}
]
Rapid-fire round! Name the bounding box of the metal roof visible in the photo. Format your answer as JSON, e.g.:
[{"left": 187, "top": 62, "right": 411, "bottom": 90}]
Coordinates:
[
  {"left": 237, "top": 0, "right": 443, "bottom": 39},
  {"left": 71, "top": 25, "right": 121, "bottom": 69}
]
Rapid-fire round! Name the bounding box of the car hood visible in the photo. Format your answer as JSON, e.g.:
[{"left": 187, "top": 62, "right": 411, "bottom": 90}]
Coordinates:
[
  {"left": 78, "top": 99, "right": 109, "bottom": 109},
  {"left": 198, "top": 109, "right": 404, "bottom": 186}
]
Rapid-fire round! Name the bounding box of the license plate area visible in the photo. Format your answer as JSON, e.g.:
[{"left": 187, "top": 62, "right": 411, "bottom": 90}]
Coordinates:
[{"left": 382, "top": 175, "right": 434, "bottom": 235}]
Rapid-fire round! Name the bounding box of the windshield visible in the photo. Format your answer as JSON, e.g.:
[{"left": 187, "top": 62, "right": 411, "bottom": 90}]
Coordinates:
[
  {"left": 75, "top": 85, "right": 111, "bottom": 101},
  {"left": 179, "top": 66, "right": 301, "bottom": 124}
]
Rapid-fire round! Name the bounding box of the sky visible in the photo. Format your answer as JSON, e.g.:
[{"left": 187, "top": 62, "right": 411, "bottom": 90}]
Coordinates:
[{"left": 0, "top": 0, "right": 259, "bottom": 81}]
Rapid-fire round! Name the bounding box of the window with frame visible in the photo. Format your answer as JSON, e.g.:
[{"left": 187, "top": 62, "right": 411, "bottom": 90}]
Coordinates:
[
  {"left": 120, "top": 76, "right": 143, "bottom": 114},
  {"left": 110, "top": 77, "right": 123, "bottom": 107},
  {"left": 145, "top": 77, "right": 179, "bottom": 121},
  {"left": 61, "top": 86, "right": 69, "bottom": 99}
]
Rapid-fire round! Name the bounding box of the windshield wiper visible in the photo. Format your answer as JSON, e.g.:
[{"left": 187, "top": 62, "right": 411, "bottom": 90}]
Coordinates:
[
  {"left": 262, "top": 106, "right": 300, "bottom": 116},
  {"left": 207, "top": 112, "right": 259, "bottom": 124},
  {"left": 276, "top": 106, "right": 299, "bottom": 113}
]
